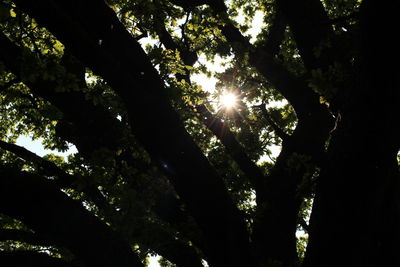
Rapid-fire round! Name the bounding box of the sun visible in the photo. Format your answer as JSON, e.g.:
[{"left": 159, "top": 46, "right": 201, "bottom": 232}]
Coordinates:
[{"left": 220, "top": 92, "right": 237, "bottom": 109}]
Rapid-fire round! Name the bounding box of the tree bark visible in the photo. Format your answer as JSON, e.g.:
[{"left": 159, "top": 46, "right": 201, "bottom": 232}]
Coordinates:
[
  {"left": 0, "top": 167, "right": 144, "bottom": 267},
  {"left": 0, "top": 251, "right": 77, "bottom": 267},
  {"left": 304, "top": 1, "right": 400, "bottom": 266}
]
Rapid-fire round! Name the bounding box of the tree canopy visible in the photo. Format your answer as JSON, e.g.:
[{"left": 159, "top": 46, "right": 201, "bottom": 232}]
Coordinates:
[{"left": 0, "top": 0, "right": 398, "bottom": 267}]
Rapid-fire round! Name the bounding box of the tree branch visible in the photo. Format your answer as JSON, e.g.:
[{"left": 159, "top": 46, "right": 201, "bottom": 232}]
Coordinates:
[
  {"left": 0, "top": 140, "right": 69, "bottom": 182},
  {"left": 0, "top": 228, "right": 53, "bottom": 247},
  {"left": 257, "top": 104, "right": 290, "bottom": 141},
  {"left": 275, "top": 0, "right": 335, "bottom": 71},
  {"left": 168, "top": 0, "right": 209, "bottom": 9},
  {"left": 0, "top": 251, "right": 76, "bottom": 267},
  {"left": 0, "top": 140, "right": 109, "bottom": 209},
  {"left": 196, "top": 104, "right": 265, "bottom": 191},
  {"left": 258, "top": 7, "right": 287, "bottom": 57},
  {"left": 0, "top": 166, "right": 144, "bottom": 267},
  {"left": 298, "top": 217, "right": 310, "bottom": 233},
  {"left": 0, "top": 32, "right": 127, "bottom": 158}
]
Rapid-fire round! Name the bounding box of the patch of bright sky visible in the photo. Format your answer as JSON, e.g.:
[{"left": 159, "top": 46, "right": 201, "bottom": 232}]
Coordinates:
[
  {"left": 191, "top": 9, "right": 264, "bottom": 94},
  {"left": 191, "top": 54, "right": 228, "bottom": 94},
  {"left": 235, "top": 10, "right": 265, "bottom": 43},
  {"left": 16, "top": 135, "right": 77, "bottom": 159},
  {"left": 147, "top": 255, "right": 160, "bottom": 267}
]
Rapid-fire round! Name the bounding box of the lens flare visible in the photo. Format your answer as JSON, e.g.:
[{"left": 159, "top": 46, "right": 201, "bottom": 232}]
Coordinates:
[{"left": 220, "top": 92, "right": 237, "bottom": 109}]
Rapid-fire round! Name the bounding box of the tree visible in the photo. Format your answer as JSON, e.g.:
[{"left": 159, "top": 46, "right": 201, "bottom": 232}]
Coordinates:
[{"left": 0, "top": 0, "right": 398, "bottom": 267}]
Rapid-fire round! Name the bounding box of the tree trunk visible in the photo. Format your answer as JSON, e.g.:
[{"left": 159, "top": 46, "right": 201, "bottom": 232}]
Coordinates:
[{"left": 305, "top": 1, "right": 400, "bottom": 266}]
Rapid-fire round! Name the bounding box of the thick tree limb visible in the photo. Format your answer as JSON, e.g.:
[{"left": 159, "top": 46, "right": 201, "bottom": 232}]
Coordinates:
[
  {"left": 298, "top": 217, "right": 310, "bottom": 233},
  {"left": 148, "top": 2, "right": 198, "bottom": 76},
  {"left": 0, "top": 32, "right": 126, "bottom": 158},
  {"left": 0, "top": 251, "right": 76, "bottom": 267},
  {"left": 168, "top": 0, "right": 209, "bottom": 9},
  {"left": 304, "top": 1, "right": 400, "bottom": 266},
  {"left": 196, "top": 104, "right": 265, "bottom": 191},
  {"left": 274, "top": 0, "right": 356, "bottom": 114},
  {"left": 12, "top": 1, "right": 254, "bottom": 266},
  {"left": 0, "top": 140, "right": 67, "bottom": 180},
  {"left": 153, "top": 17, "right": 196, "bottom": 83},
  {"left": 0, "top": 167, "right": 144, "bottom": 267},
  {"left": 129, "top": 221, "right": 204, "bottom": 267},
  {"left": 275, "top": 0, "right": 335, "bottom": 71},
  {"left": 0, "top": 229, "right": 53, "bottom": 247},
  {"left": 259, "top": 7, "right": 287, "bottom": 57},
  {"left": 0, "top": 139, "right": 109, "bottom": 209},
  {"left": 257, "top": 104, "right": 290, "bottom": 141}
]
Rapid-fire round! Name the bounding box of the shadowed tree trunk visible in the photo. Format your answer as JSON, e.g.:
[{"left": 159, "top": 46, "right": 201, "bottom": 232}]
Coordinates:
[{"left": 304, "top": 1, "right": 400, "bottom": 266}]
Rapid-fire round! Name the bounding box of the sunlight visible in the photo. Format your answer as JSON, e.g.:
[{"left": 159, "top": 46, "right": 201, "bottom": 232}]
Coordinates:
[{"left": 220, "top": 92, "right": 237, "bottom": 109}]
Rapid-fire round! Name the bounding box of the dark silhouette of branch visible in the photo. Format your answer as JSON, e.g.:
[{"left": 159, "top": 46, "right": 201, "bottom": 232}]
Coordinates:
[
  {"left": 298, "top": 217, "right": 310, "bottom": 233},
  {"left": 0, "top": 251, "right": 77, "bottom": 267},
  {"left": 168, "top": 0, "right": 209, "bottom": 9},
  {"left": 258, "top": 7, "right": 287, "bottom": 56},
  {"left": 275, "top": 0, "right": 336, "bottom": 71},
  {"left": 328, "top": 12, "right": 359, "bottom": 26},
  {"left": 0, "top": 140, "right": 109, "bottom": 209},
  {"left": 0, "top": 140, "right": 69, "bottom": 182},
  {"left": 0, "top": 229, "right": 53, "bottom": 246},
  {"left": 196, "top": 104, "right": 265, "bottom": 191},
  {"left": 0, "top": 166, "right": 144, "bottom": 267},
  {"left": 257, "top": 104, "right": 290, "bottom": 141}
]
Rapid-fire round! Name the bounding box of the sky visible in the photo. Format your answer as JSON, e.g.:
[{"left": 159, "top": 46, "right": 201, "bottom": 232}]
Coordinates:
[
  {"left": 191, "top": 10, "right": 264, "bottom": 91},
  {"left": 16, "top": 135, "right": 77, "bottom": 158}
]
